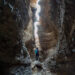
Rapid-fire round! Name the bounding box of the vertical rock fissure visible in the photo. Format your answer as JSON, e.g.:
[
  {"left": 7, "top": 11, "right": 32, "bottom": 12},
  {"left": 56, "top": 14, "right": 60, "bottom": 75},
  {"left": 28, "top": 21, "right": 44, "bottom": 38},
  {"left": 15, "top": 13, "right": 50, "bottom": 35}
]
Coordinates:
[{"left": 34, "top": 0, "right": 41, "bottom": 49}]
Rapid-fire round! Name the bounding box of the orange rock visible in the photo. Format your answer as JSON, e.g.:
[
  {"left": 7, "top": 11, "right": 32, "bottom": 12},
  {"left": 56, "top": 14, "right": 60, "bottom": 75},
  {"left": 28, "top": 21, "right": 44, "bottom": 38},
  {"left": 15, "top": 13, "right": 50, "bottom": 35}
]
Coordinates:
[{"left": 30, "top": 0, "right": 37, "bottom": 4}]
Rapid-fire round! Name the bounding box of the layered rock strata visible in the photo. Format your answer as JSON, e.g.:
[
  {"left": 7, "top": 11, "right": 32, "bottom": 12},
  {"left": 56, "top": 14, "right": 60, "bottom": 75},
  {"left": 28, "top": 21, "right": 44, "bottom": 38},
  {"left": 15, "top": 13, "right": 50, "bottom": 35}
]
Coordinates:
[{"left": 36, "top": 0, "right": 75, "bottom": 74}]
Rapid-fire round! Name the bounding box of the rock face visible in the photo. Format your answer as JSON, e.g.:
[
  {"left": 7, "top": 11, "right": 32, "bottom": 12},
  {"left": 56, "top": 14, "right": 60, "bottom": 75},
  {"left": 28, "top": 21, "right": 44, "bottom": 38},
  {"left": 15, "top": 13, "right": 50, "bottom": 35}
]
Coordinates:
[
  {"left": 30, "top": 0, "right": 37, "bottom": 8},
  {"left": 0, "top": 0, "right": 75, "bottom": 75},
  {"left": 0, "top": 0, "right": 32, "bottom": 75},
  {"left": 54, "top": 0, "right": 75, "bottom": 74},
  {"left": 36, "top": 0, "right": 75, "bottom": 74},
  {"left": 38, "top": 0, "right": 58, "bottom": 60}
]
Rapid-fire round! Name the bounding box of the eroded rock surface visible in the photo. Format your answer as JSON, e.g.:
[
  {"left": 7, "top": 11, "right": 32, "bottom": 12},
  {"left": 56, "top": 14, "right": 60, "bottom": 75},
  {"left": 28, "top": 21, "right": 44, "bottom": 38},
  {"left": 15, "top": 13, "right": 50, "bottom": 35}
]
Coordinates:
[
  {"left": 0, "top": 0, "right": 75, "bottom": 75},
  {"left": 34, "top": 0, "right": 75, "bottom": 75},
  {"left": 0, "top": 0, "right": 32, "bottom": 75}
]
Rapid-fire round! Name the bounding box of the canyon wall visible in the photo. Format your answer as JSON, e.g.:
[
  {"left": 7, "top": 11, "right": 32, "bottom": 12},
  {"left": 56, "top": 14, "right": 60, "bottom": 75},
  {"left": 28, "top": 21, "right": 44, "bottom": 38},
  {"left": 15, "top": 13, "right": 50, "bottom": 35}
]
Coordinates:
[
  {"left": 37, "top": 0, "right": 75, "bottom": 74},
  {"left": 0, "top": 0, "right": 32, "bottom": 75},
  {"left": 37, "top": 0, "right": 58, "bottom": 60},
  {"left": 0, "top": 0, "right": 75, "bottom": 75}
]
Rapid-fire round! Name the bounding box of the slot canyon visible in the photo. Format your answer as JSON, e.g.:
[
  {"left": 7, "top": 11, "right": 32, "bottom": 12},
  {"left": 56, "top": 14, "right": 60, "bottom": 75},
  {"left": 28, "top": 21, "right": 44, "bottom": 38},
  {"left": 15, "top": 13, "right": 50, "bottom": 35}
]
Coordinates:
[{"left": 0, "top": 0, "right": 75, "bottom": 75}]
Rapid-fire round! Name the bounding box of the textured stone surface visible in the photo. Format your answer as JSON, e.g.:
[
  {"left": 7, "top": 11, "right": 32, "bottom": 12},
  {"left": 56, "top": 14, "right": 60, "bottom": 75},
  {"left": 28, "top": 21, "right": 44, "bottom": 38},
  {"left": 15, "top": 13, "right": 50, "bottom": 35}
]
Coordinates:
[
  {"left": 0, "top": 0, "right": 32, "bottom": 75},
  {"left": 35, "top": 0, "right": 75, "bottom": 74},
  {"left": 36, "top": 0, "right": 58, "bottom": 60},
  {"left": 0, "top": 0, "right": 75, "bottom": 75}
]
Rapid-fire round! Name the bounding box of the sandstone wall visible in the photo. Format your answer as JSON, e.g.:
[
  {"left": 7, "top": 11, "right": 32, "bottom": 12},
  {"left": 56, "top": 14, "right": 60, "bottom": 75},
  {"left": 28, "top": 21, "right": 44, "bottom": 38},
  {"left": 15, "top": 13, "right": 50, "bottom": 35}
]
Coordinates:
[{"left": 37, "top": 0, "right": 75, "bottom": 74}]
